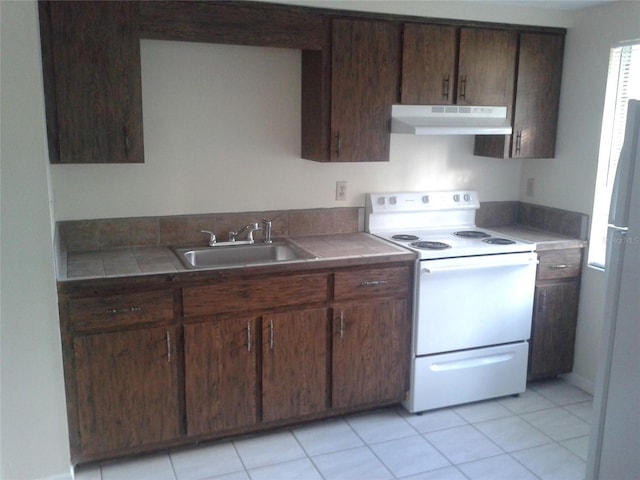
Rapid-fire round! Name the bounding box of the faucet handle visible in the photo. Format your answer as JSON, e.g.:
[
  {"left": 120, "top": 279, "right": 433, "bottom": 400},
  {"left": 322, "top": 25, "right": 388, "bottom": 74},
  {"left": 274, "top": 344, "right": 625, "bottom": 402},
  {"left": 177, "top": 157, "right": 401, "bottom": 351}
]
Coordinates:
[{"left": 201, "top": 230, "right": 216, "bottom": 246}]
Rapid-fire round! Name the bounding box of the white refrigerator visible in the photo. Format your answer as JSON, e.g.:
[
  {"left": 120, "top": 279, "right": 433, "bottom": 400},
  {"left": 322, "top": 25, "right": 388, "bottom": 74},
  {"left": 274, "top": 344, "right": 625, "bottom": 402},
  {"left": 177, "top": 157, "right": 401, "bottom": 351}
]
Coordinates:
[{"left": 587, "top": 99, "right": 640, "bottom": 479}]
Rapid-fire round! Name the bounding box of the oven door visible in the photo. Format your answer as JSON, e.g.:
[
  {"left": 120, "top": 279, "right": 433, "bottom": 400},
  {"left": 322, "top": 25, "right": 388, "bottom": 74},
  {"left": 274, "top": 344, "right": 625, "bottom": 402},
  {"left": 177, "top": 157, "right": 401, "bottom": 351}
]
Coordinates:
[{"left": 415, "top": 251, "right": 537, "bottom": 355}]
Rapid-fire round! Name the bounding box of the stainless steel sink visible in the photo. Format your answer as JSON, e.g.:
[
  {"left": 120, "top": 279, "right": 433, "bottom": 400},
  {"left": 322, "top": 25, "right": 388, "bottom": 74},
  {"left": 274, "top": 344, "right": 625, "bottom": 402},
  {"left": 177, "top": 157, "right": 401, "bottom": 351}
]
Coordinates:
[{"left": 172, "top": 242, "right": 316, "bottom": 269}]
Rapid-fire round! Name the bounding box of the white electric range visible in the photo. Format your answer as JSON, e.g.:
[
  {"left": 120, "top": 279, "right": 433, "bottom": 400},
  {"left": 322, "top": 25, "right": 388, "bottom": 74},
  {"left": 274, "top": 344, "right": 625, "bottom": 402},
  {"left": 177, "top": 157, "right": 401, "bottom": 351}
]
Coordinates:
[{"left": 366, "top": 191, "right": 538, "bottom": 412}]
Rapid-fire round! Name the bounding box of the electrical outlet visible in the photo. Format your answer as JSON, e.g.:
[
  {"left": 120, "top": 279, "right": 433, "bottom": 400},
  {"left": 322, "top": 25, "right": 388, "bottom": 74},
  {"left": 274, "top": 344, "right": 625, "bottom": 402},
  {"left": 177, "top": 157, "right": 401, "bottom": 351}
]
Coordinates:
[
  {"left": 335, "top": 181, "right": 347, "bottom": 201},
  {"left": 526, "top": 178, "right": 535, "bottom": 197}
]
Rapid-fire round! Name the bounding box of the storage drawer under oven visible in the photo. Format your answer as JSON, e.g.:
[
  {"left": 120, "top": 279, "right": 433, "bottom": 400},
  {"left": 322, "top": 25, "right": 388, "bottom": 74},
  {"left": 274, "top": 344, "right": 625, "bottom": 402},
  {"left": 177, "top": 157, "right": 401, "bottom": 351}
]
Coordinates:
[{"left": 403, "top": 342, "right": 529, "bottom": 413}]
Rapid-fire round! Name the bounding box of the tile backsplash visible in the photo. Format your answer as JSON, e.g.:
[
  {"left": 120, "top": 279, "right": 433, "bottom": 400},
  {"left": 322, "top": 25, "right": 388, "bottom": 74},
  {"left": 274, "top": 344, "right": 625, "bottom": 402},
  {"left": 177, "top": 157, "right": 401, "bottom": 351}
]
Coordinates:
[
  {"left": 58, "top": 202, "right": 588, "bottom": 253},
  {"left": 58, "top": 207, "right": 362, "bottom": 253}
]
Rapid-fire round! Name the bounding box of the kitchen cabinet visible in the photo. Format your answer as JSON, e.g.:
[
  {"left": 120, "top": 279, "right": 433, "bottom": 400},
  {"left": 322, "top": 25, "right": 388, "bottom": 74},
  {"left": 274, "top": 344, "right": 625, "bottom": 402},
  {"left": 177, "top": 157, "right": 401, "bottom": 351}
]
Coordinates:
[
  {"left": 332, "top": 267, "right": 411, "bottom": 408},
  {"left": 475, "top": 32, "right": 565, "bottom": 159},
  {"left": 302, "top": 18, "right": 401, "bottom": 162},
  {"left": 38, "top": 1, "right": 144, "bottom": 164},
  {"left": 184, "top": 316, "right": 258, "bottom": 436},
  {"left": 262, "top": 309, "right": 329, "bottom": 422},
  {"left": 182, "top": 273, "right": 329, "bottom": 435},
  {"left": 528, "top": 248, "right": 582, "bottom": 380},
  {"left": 63, "top": 290, "right": 179, "bottom": 461},
  {"left": 401, "top": 25, "right": 517, "bottom": 109}
]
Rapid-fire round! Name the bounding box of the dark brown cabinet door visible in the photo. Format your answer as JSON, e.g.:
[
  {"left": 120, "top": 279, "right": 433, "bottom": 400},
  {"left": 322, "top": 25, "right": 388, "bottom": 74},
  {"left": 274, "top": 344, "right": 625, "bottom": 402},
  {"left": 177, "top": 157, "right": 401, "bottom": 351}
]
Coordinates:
[
  {"left": 40, "top": 1, "right": 143, "bottom": 163},
  {"left": 184, "top": 317, "right": 258, "bottom": 436},
  {"left": 332, "top": 299, "right": 409, "bottom": 409},
  {"left": 330, "top": 19, "right": 401, "bottom": 162},
  {"left": 401, "top": 23, "right": 457, "bottom": 105},
  {"left": 458, "top": 28, "right": 517, "bottom": 109},
  {"left": 529, "top": 280, "right": 579, "bottom": 379},
  {"left": 73, "top": 326, "right": 180, "bottom": 457},
  {"left": 512, "top": 33, "right": 564, "bottom": 158},
  {"left": 262, "top": 309, "right": 329, "bottom": 422}
]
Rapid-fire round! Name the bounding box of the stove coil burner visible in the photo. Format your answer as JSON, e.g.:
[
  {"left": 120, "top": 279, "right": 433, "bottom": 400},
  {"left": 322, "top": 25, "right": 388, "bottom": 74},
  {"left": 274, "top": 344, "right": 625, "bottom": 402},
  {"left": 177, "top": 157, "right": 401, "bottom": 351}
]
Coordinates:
[
  {"left": 392, "top": 234, "right": 420, "bottom": 241},
  {"left": 454, "top": 230, "right": 491, "bottom": 239},
  {"left": 483, "top": 237, "right": 516, "bottom": 245},
  {"left": 411, "top": 241, "right": 452, "bottom": 250}
]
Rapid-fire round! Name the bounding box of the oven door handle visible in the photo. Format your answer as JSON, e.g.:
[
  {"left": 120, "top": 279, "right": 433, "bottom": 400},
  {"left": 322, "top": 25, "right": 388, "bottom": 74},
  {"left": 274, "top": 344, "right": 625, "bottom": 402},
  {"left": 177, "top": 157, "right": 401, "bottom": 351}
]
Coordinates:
[{"left": 422, "top": 256, "right": 538, "bottom": 274}]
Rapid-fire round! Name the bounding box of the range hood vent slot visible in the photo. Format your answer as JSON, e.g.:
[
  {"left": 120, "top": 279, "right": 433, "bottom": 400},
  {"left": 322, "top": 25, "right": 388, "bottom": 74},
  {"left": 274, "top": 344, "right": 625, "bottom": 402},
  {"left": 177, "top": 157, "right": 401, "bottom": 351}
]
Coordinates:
[{"left": 391, "top": 105, "right": 512, "bottom": 135}]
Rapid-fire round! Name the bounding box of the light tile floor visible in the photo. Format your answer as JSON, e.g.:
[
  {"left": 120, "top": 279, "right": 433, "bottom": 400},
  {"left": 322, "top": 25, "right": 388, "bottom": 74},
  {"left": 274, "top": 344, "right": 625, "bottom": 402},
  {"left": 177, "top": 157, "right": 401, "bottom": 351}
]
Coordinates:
[{"left": 74, "top": 378, "right": 593, "bottom": 480}]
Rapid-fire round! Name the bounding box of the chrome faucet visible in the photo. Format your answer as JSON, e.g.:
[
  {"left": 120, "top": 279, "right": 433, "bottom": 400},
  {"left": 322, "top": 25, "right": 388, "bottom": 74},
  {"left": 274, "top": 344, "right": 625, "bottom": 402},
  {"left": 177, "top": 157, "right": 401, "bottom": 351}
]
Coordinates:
[
  {"left": 262, "top": 218, "right": 273, "bottom": 244},
  {"left": 229, "top": 223, "right": 261, "bottom": 243}
]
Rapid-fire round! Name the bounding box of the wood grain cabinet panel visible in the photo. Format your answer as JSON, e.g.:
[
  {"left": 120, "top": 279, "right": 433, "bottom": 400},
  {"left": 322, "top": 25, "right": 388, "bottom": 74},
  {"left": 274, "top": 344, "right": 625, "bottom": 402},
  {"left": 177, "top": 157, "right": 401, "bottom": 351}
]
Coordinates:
[
  {"left": 39, "top": 1, "right": 144, "bottom": 163},
  {"left": 334, "top": 266, "right": 411, "bottom": 302},
  {"left": 184, "top": 317, "right": 258, "bottom": 436},
  {"left": 262, "top": 309, "right": 329, "bottom": 422},
  {"left": 458, "top": 28, "right": 517, "bottom": 110},
  {"left": 528, "top": 249, "right": 583, "bottom": 380},
  {"left": 475, "top": 32, "right": 565, "bottom": 159},
  {"left": 332, "top": 299, "right": 409, "bottom": 409},
  {"left": 318, "top": 18, "right": 401, "bottom": 162},
  {"left": 401, "top": 23, "right": 457, "bottom": 105},
  {"left": 73, "top": 326, "right": 180, "bottom": 457}
]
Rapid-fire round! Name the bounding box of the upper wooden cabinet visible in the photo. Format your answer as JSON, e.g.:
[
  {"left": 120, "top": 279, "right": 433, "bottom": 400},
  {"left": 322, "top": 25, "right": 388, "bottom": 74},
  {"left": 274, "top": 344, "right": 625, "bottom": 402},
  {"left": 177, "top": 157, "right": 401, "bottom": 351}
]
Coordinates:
[
  {"left": 38, "top": 1, "right": 144, "bottom": 164},
  {"left": 302, "top": 19, "right": 401, "bottom": 162},
  {"left": 474, "top": 32, "right": 565, "bottom": 159},
  {"left": 401, "top": 25, "right": 517, "bottom": 111}
]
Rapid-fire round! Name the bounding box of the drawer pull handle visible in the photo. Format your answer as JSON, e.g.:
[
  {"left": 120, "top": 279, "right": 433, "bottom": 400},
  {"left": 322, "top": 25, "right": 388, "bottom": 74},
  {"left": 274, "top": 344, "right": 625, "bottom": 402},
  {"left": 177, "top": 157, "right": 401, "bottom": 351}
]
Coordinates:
[
  {"left": 106, "top": 306, "right": 142, "bottom": 315},
  {"left": 247, "top": 321, "right": 252, "bottom": 352},
  {"left": 550, "top": 264, "right": 570, "bottom": 269},
  {"left": 360, "top": 280, "right": 388, "bottom": 286}
]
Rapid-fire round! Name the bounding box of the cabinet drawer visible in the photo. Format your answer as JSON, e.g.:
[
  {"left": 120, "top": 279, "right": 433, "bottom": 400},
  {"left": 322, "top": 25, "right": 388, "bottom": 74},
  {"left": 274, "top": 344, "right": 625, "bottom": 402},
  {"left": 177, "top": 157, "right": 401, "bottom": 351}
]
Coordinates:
[
  {"left": 183, "top": 273, "right": 329, "bottom": 319},
  {"left": 68, "top": 290, "right": 174, "bottom": 331},
  {"left": 334, "top": 266, "right": 410, "bottom": 301},
  {"left": 537, "top": 249, "right": 582, "bottom": 280}
]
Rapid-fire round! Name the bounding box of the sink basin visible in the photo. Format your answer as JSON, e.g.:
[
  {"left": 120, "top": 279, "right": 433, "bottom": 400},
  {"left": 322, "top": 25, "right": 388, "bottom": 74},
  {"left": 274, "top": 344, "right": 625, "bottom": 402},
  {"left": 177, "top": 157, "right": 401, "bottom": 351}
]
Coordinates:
[{"left": 173, "top": 242, "right": 316, "bottom": 269}]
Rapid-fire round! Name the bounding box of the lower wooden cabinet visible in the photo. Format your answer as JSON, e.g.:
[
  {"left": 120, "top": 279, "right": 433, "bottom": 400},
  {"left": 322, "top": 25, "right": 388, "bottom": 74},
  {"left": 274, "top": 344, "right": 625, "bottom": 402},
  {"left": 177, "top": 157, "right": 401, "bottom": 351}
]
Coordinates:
[
  {"left": 73, "top": 326, "right": 181, "bottom": 457},
  {"left": 332, "top": 299, "right": 409, "bottom": 409},
  {"left": 59, "top": 262, "right": 413, "bottom": 464},
  {"left": 184, "top": 316, "right": 258, "bottom": 435},
  {"left": 262, "top": 308, "right": 329, "bottom": 422},
  {"left": 528, "top": 248, "right": 583, "bottom": 380}
]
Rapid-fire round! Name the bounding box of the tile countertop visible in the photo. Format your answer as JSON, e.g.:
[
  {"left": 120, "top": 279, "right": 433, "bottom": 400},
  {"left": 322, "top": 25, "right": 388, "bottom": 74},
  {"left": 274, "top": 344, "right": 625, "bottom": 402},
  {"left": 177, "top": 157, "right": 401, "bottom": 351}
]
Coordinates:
[
  {"left": 59, "top": 233, "right": 417, "bottom": 282},
  {"left": 490, "top": 225, "right": 587, "bottom": 251}
]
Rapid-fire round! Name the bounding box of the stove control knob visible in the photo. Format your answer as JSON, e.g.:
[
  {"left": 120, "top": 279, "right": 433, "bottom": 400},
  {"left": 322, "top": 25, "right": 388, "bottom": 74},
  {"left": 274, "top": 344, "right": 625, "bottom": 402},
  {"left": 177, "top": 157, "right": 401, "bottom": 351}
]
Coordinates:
[
  {"left": 377, "top": 197, "right": 385, "bottom": 205},
  {"left": 422, "top": 195, "right": 429, "bottom": 203},
  {"left": 389, "top": 196, "right": 397, "bottom": 205},
  {"left": 464, "top": 193, "right": 471, "bottom": 202},
  {"left": 453, "top": 194, "right": 460, "bottom": 202}
]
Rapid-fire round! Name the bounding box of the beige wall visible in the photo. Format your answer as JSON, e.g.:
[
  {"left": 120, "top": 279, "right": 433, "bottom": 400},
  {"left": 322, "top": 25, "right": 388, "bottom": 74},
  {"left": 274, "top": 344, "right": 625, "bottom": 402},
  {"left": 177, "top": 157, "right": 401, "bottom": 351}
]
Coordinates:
[
  {"left": 0, "top": 2, "right": 70, "bottom": 479},
  {"left": 5, "top": 1, "right": 636, "bottom": 478},
  {"left": 530, "top": 1, "right": 640, "bottom": 392}
]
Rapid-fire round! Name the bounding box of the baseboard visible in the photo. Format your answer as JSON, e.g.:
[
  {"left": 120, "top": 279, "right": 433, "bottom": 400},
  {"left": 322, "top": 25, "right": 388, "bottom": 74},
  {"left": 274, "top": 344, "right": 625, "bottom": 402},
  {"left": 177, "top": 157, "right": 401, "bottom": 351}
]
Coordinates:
[{"left": 561, "top": 372, "right": 595, "bottom": 395}]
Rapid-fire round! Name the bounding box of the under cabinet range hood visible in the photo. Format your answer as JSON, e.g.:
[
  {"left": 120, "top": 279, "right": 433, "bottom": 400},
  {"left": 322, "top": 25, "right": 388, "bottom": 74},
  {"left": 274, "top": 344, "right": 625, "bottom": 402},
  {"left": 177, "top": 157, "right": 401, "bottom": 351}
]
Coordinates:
[{"left": 391, "top": 105, "right": 512, "bottom": 135}]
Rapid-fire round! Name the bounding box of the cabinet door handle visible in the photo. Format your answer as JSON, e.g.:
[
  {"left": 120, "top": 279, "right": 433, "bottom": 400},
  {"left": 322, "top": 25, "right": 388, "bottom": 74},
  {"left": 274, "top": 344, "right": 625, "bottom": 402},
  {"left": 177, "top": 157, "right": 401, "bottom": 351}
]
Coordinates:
[
  {"left": 166, "top": 331, "right": 171, "bottom": 363},
  {"left": 442, "top": 74, "right": 450, "bottom": 100},
  {"left": 459, "top": 75, "right": 467, "bottom": 100},
  {"left": 269, "top": 319, "right": 274, "bottom": 349},
  {"left": 335, "top": 134, "right": 341, "bottom": 157},
  {"left": 360, "top": 280, "right": 387, "bottom": 286},
  {"left": 339, "top": 311, "right": 345, "bottom": 339},
  {"left": 247, "top": 321, "right": 252, "bottom": 352},
  {"left": 515, "top": 130, "right": 522, "bottom": 156},
  {"left": 106, "top": 306, "right": 142, "bottom": 315}
]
